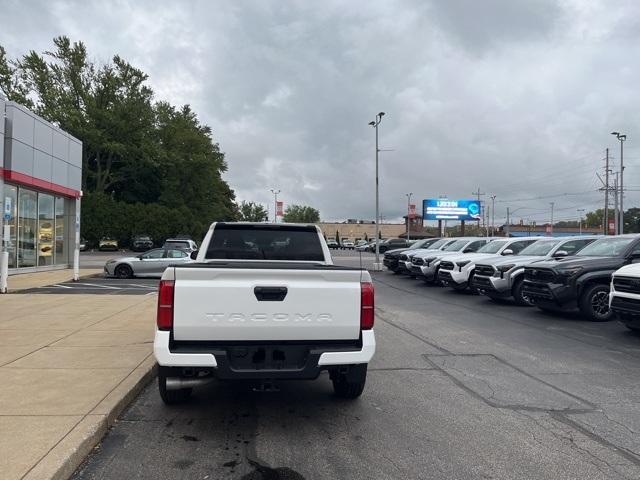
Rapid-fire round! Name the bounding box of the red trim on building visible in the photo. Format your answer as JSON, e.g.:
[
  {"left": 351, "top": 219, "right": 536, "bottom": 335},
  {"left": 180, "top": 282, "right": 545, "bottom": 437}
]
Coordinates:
[{"left": 0, "top": 167, "right": 80, "bottom": 198}]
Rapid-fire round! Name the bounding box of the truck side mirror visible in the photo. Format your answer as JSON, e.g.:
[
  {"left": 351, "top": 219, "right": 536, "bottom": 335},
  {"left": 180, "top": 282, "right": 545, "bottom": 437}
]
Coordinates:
[
  {"left": 190, "top": 250, "right": 199, "bottom": 260},
  {"left": 554, "top": 250, "right": 568, "bottom": 258},
  {"left": 502, "top": 249, "right": 514, "bottom": 256}
]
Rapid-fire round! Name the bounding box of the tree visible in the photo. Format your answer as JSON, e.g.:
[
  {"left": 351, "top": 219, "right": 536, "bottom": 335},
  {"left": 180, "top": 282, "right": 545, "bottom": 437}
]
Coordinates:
[
  {"left": 282, "top": 204, "right": 320, "bottom": 223},
  {"left": 0, "top": 37, "right": 237, "bottom": 241},
  {"left": 238, "top": 201, "right": 268, "bottom": 222},
  {"left": 336, "top": 229, "right": 341, "bottom": 246}
]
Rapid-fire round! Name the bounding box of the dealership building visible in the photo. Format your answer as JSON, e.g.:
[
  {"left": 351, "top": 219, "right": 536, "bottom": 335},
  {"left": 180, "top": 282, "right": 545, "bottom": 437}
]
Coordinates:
[{"left": 0, "top": 98, "right": 82, "bottom": 274}]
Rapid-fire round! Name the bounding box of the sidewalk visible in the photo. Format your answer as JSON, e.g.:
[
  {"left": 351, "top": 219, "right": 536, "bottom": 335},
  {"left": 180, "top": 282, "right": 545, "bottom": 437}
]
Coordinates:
[
  {"left": 6, "top": 269, "right": 104, "bottom": 291},
  {"left": 0, "top": 292, "right": 157, "bottom": 480}
]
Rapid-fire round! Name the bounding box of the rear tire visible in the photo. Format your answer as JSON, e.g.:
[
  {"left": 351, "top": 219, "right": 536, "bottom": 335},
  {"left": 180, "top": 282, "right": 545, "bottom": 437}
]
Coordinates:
[
  {"left": 512, "top": 278, "right": 534, "bottom": 307},
  {"left": 579, "top": 284, "right": 613, "bottom": 322},
  {"left": 114, "top": 264, "right": 133, "bottom": 279},
  {"left": 158, "top": 369, "right": 192, "bottom": 405},
  {"left": 332, "top": 365, "right": 367, "bottom": 399}
]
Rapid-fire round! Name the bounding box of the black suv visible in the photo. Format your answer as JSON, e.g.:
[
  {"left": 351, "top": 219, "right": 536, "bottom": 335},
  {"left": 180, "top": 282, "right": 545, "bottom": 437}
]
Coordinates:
[
  {"left": 131, "top": 235, "right": 154, "bottom": 252},
  {"left": 523, "top": 235, "right": 640, "bottom": 321},
  {"left": 383, "top": 238, "right": 440, "bottom": 273},
  {"left": 378, "top": 238, "right": 412, "bottom": 254}
]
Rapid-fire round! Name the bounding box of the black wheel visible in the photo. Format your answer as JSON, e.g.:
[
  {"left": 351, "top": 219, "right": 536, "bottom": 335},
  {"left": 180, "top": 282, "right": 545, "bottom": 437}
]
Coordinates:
[
  {"left": 512, "top": 278, "right": 534, "bottom": 307},
  {"left": 114, "top": 264, "right": 133, "bottom": 279},
  {"left": 579, "top": 284, "right": 613, "bottom": 322},
  {"left": 158, "top": 369, "right": 192, "bottom": 405},
  {"left": 332, "top": 365, "right": 367, "bottom": 399}
]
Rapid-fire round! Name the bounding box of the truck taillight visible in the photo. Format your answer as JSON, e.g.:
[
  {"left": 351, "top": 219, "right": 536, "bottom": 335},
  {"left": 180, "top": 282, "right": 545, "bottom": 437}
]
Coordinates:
[
  {"left": 157, "top": 280, "right": 175, "bottom": 330},
  {"left": 360, "top": 282, "right": 374, "bottom": 330}
]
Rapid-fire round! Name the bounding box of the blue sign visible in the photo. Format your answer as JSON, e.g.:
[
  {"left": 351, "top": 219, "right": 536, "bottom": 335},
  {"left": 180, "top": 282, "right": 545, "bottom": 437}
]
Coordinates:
[{"left": 423, "top": 199, "right": 481, "bottom": 221}]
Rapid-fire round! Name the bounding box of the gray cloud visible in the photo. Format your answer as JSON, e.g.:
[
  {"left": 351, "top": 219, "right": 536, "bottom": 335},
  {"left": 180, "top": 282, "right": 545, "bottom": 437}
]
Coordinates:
[{"left": 3, "top": 0, "right": 640, "bottom": 225}]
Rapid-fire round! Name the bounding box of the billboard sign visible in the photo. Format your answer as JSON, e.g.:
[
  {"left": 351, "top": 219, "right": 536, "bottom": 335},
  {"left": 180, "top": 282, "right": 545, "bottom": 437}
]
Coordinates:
[
  {"left": 276, "top": 201, "right": 284, "bottom": 217},
  {"left": 423, "top": 199, "right": 481, "bottom": 221},
  {"left": 408, "top": 204, "right": 417, "bottom": 218}
]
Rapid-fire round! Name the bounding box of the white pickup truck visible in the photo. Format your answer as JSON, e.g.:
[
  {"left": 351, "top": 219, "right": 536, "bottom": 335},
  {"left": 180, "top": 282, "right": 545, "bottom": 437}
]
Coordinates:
[{"left": 154, "top": 222, "right": 375, "bottom": 404}]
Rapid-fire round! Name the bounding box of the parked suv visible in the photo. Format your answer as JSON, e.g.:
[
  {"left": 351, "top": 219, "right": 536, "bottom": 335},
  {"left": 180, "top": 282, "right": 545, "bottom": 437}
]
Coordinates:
[
  {"left": 473, "top": 236, "right": 597, "bottom": 305},
  {"left": 403, "top": 238, "right": 458, "bottom": 275},
  {"left": 523, "top": 235, "right": 640, "bottom": 321},
  {"left": 383, "top": 237, "right": 440, "bottom": 273},
  {"left": 609, "top": 264, "right": 640, "bottom": 331},
  {"left": 163, "top": 238, "right": 198, "bottom": 253},
  {"left": 411, "top": 237, "right": 493, "bottom": 284},
  {"left": 438, "top": 237, "right": 540, "bottom": 291},
  {"left": 378, "top": 238, "right": 412, "bottom": 253},
  {"left": 131, "top": 235, "right": 154, "bottom": 252}
]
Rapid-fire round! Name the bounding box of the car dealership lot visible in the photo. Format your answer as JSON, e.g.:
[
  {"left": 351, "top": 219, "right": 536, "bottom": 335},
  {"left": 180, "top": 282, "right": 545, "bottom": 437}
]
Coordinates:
[{"left": 72, "top": 255, "right": 640, "bottom": 479}]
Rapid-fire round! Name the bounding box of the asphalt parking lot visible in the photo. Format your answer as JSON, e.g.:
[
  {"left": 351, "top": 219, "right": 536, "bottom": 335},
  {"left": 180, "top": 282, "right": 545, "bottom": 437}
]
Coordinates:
[{"left": 71, "top": 255, "right": 640, "bottom": 480}]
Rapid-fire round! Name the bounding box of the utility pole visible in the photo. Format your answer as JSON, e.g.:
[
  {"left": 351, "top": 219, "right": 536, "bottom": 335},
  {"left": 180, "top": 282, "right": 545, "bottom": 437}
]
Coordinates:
[
  {"left": 490, "top": 195, "right": 496, "bottom": 236},
  {"left": 506, "top": 207, "right": 510, "bottom": 236},
  {"left": 406, "top": 193, "right": 412, "bottom": 241},
  {"left": 269, "top": 189, "right": 281, "bottom": 223},
  {"left": 614, "top": 173, "right": 619, "bottom": 235},
  {"left": 604, "top": 148, "right": 610, "bottom": 235},
  {"left": 577, "top": 208, "right": 585, "bottom": 235},
  {"left": 472, "top": 188, "right": 485, "bottom": 234},
  {"left": 550, "top": 202, "right": 555, "bottom": 236}
]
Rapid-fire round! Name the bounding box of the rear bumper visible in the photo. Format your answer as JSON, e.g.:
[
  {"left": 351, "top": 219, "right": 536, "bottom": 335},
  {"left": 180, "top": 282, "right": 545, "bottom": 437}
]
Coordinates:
[{"left": 153, "top": 330, "right": 375, "bottom": 379}]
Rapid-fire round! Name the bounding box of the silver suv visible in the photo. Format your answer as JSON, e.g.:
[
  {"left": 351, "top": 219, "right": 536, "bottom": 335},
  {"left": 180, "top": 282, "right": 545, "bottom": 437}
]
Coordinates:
[{"left": 472, "top": 236, "right": 598, "bottom": 305}]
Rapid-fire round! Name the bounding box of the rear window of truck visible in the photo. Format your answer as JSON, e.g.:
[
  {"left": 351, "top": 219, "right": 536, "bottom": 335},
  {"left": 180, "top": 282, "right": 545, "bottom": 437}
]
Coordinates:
[{"left": 205, "top": 224, "right": 325, "bottom": 261}]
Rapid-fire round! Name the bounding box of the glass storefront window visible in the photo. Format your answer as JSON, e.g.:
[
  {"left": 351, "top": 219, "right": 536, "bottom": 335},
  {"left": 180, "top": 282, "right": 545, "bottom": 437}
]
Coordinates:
[
  {"left": 38, "top": 194, "right": 55, "bottom": 267},
  {"left": 4, "top": 185, "right": 18, "bottom": 268},
  {"left": 55, "top": 197, "right": 66, "bottom": 265},
  {"left": 18, "top": 189, "right": 37, "bottom": 268}
]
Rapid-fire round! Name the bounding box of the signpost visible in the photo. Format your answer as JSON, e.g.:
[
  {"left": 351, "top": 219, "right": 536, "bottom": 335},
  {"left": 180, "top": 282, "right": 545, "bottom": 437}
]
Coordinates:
[{"left": 1, "top": 196, "right": 11, "bottom": 293}]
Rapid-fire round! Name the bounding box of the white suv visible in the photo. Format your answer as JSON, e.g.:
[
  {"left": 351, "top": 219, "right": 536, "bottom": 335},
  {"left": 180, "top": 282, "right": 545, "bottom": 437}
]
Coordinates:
[
  {"left": 438, "top": 237, "right": 541, "bottom": 291},
  {"left": 610, "top": 264, "right": 640, "bottom": 332},
  {"left": 410, "top": 237, "right": 494, "bottom": 284}
]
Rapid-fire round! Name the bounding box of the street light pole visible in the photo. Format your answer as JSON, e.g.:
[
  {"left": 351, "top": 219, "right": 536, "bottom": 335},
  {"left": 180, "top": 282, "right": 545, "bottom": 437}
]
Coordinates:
[
  {"left": 269, "top": 189, "right": 280, "bottom": 223},
  {"left": 369, "top": 112, "right": 385, "bottom": 271},
  {"left": 550, "top": 202, "right": 555, "bottom": 236},
  {"left": 611, "top": 132, "right": 627, "bottom": 234},
  {"left": 406, "top": 192, "right": 412, "bottom": 242}
]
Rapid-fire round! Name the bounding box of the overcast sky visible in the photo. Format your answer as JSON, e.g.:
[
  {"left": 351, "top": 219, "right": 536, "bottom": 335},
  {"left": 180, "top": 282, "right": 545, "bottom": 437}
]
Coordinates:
[{"left": 3, "top": 0, "right": 640, "bottom": 225}]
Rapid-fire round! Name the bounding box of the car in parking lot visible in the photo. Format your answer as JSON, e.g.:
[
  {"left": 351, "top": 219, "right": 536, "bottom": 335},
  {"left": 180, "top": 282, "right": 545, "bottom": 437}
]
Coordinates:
[
  {"left": 79, "top": 238, "right": 89, "bottom": 252},
  {"left": 98, "top": 237, "right": 119, "bottom": 251},
  {"left": 473, "top": 236, "right": 598, "bottom": 305},
  {"left": 383, "top": 237, "right": 440, "bottom": 273},
  {"left": 342, "top": 240, "right": 355, "bottom": 249},
  {"left": 326, "top": 239, "right": 339, "bottom": 249},
  {"left": 162, "top": 238, "right": 198, "bottom": 253},
  {"left": 523, "top": 235, "right": 640, "bottom": 322},
  {"left": 412, "top": 237, "right": 494, "bottom": 284},
  {"left": 609, "top": 263, "right": 640, "bottom": 332},
  {"left": 378, "top": 238, "right": 412, "bottom": 253},
  {"left": 402, "top": 238, "right": 459, "bottom": 275},
  {"left": 438, "top": 237, "right": 540, "bottom": 291},
  {"left": 131, "top": 235, "right": 154, "bottom": 252},
  {"left": 104, "top": 247, "right": 192, "bottom": 278}
]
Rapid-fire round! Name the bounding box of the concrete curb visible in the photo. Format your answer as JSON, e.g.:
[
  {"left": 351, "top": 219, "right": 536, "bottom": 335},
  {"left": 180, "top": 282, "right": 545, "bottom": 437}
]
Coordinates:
[{"left": 22, "top": 356, "right": 158, "bottom": 480}]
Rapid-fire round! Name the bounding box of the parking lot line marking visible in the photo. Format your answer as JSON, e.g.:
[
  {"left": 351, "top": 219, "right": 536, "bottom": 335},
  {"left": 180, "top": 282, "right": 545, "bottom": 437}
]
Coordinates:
[
  {"left": 72, "top": 282, "right": 122, "bottom": 290},
  {"left": 52, "top": 284, "right": 73, "bottom": 289}
]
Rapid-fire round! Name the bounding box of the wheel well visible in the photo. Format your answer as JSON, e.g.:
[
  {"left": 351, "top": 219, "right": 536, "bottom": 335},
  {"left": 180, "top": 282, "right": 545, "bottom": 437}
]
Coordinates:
[{"left": 578, "top": 277, "right": 610, "bottom": 297}]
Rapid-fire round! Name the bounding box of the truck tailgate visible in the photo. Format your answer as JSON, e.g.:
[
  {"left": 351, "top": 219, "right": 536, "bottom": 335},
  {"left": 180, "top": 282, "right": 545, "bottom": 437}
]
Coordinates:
[{"left": 172, "top": 267, "right": 364, "bottom": 341}]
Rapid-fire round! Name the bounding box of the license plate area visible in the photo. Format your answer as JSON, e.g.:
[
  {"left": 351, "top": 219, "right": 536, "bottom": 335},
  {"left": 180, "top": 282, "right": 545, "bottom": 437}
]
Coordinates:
[{"left": 226, "top": 345, "right": 309, "bottom": 371}]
